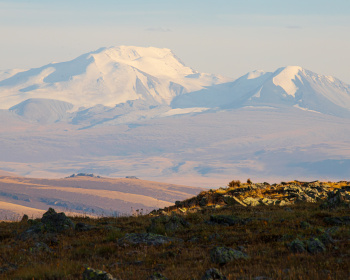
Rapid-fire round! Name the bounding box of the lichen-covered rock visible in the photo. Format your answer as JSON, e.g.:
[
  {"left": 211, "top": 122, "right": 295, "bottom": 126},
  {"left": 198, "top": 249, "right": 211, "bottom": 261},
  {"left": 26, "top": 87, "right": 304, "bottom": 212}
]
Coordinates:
[
  {"left": 288, "top": 238, "right": 306, "bottom": 253},
  {"left": 41, "top": 208, "right": 75, "bottom": 233},
  {"left": 201, "top": 268, "right": 227, "bottom": 280},
  {"left": 118, "top": 233, "right": 182, "bottom": 246},
  {"left": 147, "top": 272, "right": 169, "bottom": 280},
  {"left": 307, "top": 238, "right": 326, "bottom": 254},
  {"left": 223, "top": 195, "right": 246, "bottom": 206},
  {"left": 242, "top": 197, "right": 260, "bottom": 206},
  {"left": 82, "top": 267, "right": 116, "bottom": 280},
  {"left": 210, "top": 246, "right": 249, "bottom": 265}
]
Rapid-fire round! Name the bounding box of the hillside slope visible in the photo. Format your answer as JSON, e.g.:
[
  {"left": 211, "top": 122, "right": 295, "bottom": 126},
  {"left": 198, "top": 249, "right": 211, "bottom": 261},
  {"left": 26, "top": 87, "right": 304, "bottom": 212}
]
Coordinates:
[{"left": 0, "top": 175, "right": 202, "bottom": 220}]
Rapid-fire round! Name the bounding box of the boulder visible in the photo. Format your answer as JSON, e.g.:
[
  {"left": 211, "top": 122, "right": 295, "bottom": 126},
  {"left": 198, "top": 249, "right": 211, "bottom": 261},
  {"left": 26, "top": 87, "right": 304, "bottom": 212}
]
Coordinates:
[
  {"left": 307, "top": 238, "right": 326, "bottom": 254},
  {"left": 223, "top": 195, "right": 246, "bottom": 206},
  {"left": 321, "top": 189, "right": 350, "bottom": 208},
  {"left": 210, "top": 246, "right": 249, "bottom": 265},
  {"left": 41, "top": 208, "right": 75, "bottom": 233},
  {"left": 288, "top": 238, "right": 306, "bottom": 253},
  {"left": 242, "top": 197, "right": 260, "bottom": 206},
  {"left": 82, "top": 267, "right": 116, "bottom": 280},
  {"left": 201, "top": 268, "right": 227, "bottom": 280}
]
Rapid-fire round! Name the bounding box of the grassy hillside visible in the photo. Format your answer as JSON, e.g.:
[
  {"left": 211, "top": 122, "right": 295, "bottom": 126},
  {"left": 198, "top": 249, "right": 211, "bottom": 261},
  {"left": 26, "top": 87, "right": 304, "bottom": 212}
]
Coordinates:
[{"left": 0, "top": 180, "right": 349, "bottom": 279}]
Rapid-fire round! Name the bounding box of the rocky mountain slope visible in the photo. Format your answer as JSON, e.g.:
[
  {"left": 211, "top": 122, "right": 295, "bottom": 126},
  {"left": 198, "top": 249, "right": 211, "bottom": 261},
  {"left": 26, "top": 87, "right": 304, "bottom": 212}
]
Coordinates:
[{"left": 153, "top": 180, "right": 350, "bottom": 215}]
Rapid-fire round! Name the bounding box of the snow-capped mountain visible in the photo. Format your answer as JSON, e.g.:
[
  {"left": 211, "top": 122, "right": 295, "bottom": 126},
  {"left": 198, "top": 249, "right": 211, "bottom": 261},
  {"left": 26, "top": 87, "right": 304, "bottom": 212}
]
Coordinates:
[
  {"left": 1, "top": 47, "right": 350, "bottom": 186},
  {"left": 171, "top": 66, "right": 350, "bottom": 118},
  {"left": 0, "top": 46, "right": 230, "bottom": 110}
]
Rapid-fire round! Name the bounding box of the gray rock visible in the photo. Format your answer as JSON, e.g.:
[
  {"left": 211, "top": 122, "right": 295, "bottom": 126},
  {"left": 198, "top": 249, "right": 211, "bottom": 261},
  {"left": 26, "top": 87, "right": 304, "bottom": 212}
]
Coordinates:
[
  {"left": 41, "top": 208, "right": 75, "bottom": 233},
  {"left": 288, "top": 238, "right": 306, "bottom": 253},
  {"left": 201, "top": 268, "right": 227, "bottom": 280},
  {"left": 29, "top": 242, "right": 53, "bottom": 253},
  {"left": 307, "top": 238, "right": 326, "bottom": 254},
  {"left": 321, "top": 189, "right": 350, "bottom": 208},
  {"left": 118, "top": 233, "right": 182, "bottom": 246},
  {"left": 318, "top": 233, "right": 334, "bottom": 246},
  {"left": 210, "top": 246, "right": 249, "bottom": 265},
  {"left": 242, "top": 197, "right": 260, "bottom": 206},
  {"left": 223, "top": 195, "right": 246, "bottom": 206},
  {"left": 82, "top": 267, "right": 116, "bottom": 280}
]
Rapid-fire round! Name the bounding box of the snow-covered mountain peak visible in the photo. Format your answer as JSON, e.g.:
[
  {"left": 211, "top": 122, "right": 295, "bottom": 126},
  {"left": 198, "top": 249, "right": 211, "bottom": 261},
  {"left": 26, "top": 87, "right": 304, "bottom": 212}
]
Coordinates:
[
  {"left": 272, "top": 66, "right": 305, "bottom": 97},
  {"left": 87, "top": 45, "right": 195, "bottom": 78},
  {"left": 0, "top": 46, "right": 228, "bottom": 109},
  {"left": 246, "top": 70, "right": 267, "bottom": 80}
]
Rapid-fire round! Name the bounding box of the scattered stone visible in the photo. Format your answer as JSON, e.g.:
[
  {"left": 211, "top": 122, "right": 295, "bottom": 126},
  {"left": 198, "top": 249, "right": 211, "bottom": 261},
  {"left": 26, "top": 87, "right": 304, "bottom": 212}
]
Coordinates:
[
  {"left": 82, "top": 267, "right": 116, "bottom": 280},
  {"left": 201, "top": 268, "right": 227, "bottom": 280},
  {"left": 210, "top": 246, "right": 249, "bottom": 265},
  {"left": 147, "top": 272, "right": 169, "bottom": 280},
  {"left": 307, "top": 238, "right": 326, "bottom": 254},
  {"left": 118, "top": 233, "right": 182, "bottom": 246},
  {"left": 288, "top": 238, "right": 306, "bottom": 253}
]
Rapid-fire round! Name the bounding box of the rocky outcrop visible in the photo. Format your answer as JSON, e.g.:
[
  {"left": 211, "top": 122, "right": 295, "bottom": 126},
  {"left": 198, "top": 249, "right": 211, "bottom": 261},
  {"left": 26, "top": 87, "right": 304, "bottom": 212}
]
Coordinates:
[
  {"left": 152, "top": 181, "right": 350, "bottom": 215},
  {"left": 19, "top": 208, "right": 74, "bottom": 241}
]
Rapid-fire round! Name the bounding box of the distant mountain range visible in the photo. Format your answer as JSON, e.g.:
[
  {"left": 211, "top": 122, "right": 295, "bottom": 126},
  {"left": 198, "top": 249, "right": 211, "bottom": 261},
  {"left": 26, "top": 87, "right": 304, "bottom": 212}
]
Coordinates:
[{"left": 1, "top": 46, "right": 350, "bottom": 186}]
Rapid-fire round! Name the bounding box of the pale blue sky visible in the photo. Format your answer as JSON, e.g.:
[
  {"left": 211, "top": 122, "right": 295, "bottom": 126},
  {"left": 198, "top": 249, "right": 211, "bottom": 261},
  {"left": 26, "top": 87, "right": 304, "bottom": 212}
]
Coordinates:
[{"left": 1, "top": 0, "right": 350, "bottom": 82}]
